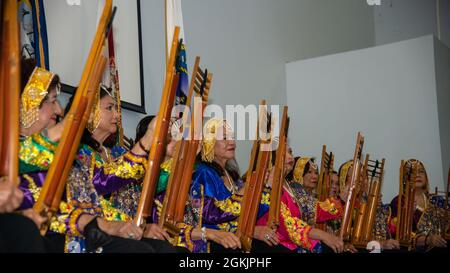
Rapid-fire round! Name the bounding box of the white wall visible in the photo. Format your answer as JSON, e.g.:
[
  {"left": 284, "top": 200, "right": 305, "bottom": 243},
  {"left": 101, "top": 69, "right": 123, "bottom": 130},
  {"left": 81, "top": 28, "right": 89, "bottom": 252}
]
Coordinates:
[
  {"left": 374, "top": 0, "right": 450, "bottom": 47},
  {"left": 45, "top": 0, "right": 143, "bottom": 107},
  {"left": 286, "top": 35, "right": 445, "bottom": 203},
  {"left": 434, "top": 37, "right": 450, "bottom": 183},
  {"left": 141, "top": 0, "right": 375, "bottom": 170},
  {"left": 44, "top": 0, "right": 376, "bottom": 169}
]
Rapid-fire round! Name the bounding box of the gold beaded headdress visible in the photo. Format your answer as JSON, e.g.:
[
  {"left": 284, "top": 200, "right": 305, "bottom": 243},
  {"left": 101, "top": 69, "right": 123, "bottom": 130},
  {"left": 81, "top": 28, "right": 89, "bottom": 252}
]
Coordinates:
[
  {"left": 338, "top": 160, "right": 353, "bottom": 194},
  {"left": 293, "top": 157, "right": 317, "bottom": 185},
  {"left": 20, "top": 67, "right": 56, "bottom": 128},
  {"left": 403, "top": 159, "right": 429, "bottom": 193},
  {"left": 87, "top": 84, "right": 116, "bottom": 133},
  {"left": 201, "top": 118, "right": 232, "bottom": 162}
]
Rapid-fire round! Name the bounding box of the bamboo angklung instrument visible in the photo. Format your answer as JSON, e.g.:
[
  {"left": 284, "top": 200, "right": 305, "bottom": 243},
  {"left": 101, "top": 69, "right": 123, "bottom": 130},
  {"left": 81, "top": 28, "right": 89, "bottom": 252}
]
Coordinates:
[
  {"left": 361, "top": 158, "right": 385, "bottom": 243},
  {"left": 159, "top": 56, "right": 212, "bottom": 239},
  {"left": 0, "top": 0, "right": 20, "bottom": 187},
  {"left": 352, "top": 157, "right": 385, "bottom": 247},
  {"left": 134, "top": 27, "right": 181, "bottom": 227},
  {"left": 267, "top": 107, "right": 289, "bottom": 231},
  {"left": 340, "top": 132, "right": 364, "bottom": 242},
  {"left": 172, "top": 67, "right": 212, "bottom": 225},
  {"left": 33, "top": 1, "right": 115, "bottom": 236},
  {"left": 236, "top": 101, "right": 272, "bottom": 252},
  {"left": 351, "top": 154, "right": 369, "bottom": 244},
  {"left": 316, "top": 146, "right": 334, "bottom": 230},
  {"left": 396, "top": 160, "right": 418, "bottom": 248},
  {"left": 317, "top": 145, "right": 334, "bottom": 202}
]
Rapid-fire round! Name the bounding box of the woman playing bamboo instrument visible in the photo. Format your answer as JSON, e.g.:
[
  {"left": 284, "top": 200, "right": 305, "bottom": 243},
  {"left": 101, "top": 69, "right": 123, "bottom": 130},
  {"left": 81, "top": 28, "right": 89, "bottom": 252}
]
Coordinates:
[
  {"left": 256, "top": 145, "right": 345, "bottom": 253},
  {"left": 20, "top": 83, "right": 164, "bottom": 253},
  {"left": 149, "top": 118, "right": 201, "bottom": 251},
  {"left": 150, "top": 118, "right": 262, "bottom": 253},
  {"left": 17, "top": 62, "right": 68, "bottom": 252},
  {"left": 61, "top": 85, "right": 179, "bottom": 253},
  {"left": 329, "top": 171, "right": 340, "bottom": 198},
  {"left": 338, "top": 160, "right": 400, "bottom": 251},
  {"left": 186, "top": 118, "right": 271, "bottom": 253},
  {"left": 108, "top": 115, "right": 156, "bottom": 218},
  {"left": 287, "top": 157, "right": 344, "bottom": 228},
  {"left": 389, "top": 159, "right": 447, "bottom": 251}
]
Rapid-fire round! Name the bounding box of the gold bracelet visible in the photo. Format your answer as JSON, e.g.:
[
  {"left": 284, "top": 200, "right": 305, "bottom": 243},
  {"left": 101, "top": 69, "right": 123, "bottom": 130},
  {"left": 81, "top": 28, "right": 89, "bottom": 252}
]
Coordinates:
[{"left": 68, "top": 209, "right": 86, "bottom": 237}]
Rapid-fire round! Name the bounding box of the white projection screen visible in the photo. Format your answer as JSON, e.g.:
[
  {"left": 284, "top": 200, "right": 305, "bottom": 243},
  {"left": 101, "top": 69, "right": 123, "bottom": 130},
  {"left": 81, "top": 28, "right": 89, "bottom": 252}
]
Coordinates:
[
  {"left": 44, "top": 0, "right": 145, "bottom": 113},
  {"left": 286, "top": 35, "right": 447, "bottom": 203}
]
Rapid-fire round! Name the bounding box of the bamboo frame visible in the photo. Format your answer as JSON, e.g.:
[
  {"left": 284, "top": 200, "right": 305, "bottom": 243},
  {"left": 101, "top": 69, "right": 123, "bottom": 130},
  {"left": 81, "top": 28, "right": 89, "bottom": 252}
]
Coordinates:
[
  {"left": 352, "top": 157, "right": 386, "bottom": 247},
  {"left": 173, "top": 70, "right": 211, "bottom": 223},
  {"left": 396, "top": 160, "right": 418, "bottom": 248},
  {"left": 33, "top": 0, "right": 114, "bottom": 235},
  {"left": 0, "top": 0, "right": 20, "bottom": 187},
  {"left": 236, "top": 100, "right": 273, "bottom": 252},
  {"left": 134, "top": 26, "right": 181, "bottom": 227},
  {"left": 351, "top": 154, "right": 369, "bottom": 244},
  {"left": 317, "top": 145, "right": 334, "bottom": 203},
  {"left": 158, "top": 56, "right": 213, "bottom": 240},
  {"left": 340, "top": 132, "right": 364, "bottom": 242},
  {"left": 267, "top": 107, "right": 289, "bottom": 231}
]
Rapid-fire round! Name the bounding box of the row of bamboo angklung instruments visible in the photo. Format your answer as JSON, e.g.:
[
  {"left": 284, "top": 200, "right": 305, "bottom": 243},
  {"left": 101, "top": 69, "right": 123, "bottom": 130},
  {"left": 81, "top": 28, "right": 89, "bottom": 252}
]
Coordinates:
[
  {"left": 1, "top": 0, "right": 449, "bottom": 251},
  {"left": 0, "top": 0, "right": 290, "bottom": 247}
]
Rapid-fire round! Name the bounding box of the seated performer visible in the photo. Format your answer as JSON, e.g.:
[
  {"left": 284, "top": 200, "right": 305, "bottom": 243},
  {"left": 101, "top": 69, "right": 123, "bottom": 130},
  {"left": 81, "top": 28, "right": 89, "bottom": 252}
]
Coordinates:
[
  {"left": 329, "top": 171, "right": 339, "bottom": 198},
  {"left": 256, "top": 145, "right": 346, "bottom": 253},
  {"left": 134, "top": 115, "right": 156, "bottom": 144},
  {"left": 338, "top": 160, "right": 400, "bottom": 251},
  {"left": 286, "top": 157, "right": 346, "bottom": 252},
  {"left": 19, "top": 84, "right": 163, "bottom": 253},
  {"left": 17, "top": 61, "right": 67, "bottom": 252},
  {"left": 188, "top": 118, "right": 271, "bottom": 253},
  {"left": 61, "top": 85, "right": 179, "bottom": 253},
  {"left": 390, "top": 159, "right": 447, "bottom": 251},
  {"left": 19, "top": 58, "right": 63, "bottom": 139},
  {"left": 286, "top": 157, "right": 343, "bottom": 227}
]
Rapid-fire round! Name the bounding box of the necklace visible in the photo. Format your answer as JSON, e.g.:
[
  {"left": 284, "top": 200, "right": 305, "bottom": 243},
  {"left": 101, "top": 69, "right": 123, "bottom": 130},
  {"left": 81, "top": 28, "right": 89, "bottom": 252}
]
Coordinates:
[
  {"left": 416, "top": 192, "right": 428, "bottom": 212},
  {"left": 100, "top": 145, "right": 110, "bottom": 162},
  {"left": 223, "top": 170, "right": 236, "bottom": 194}
]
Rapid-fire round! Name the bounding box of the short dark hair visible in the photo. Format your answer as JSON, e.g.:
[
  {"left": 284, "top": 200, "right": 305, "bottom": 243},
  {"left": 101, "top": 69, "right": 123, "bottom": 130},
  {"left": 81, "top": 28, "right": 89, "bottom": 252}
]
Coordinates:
[{"left": 135, "top": 115, "right": 156, "bottom": 143}]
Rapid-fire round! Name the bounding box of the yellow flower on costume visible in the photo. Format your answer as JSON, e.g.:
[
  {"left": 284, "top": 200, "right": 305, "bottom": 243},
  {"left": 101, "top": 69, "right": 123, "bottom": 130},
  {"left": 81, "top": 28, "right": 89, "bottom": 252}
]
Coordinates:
[
  {"left": 100, "top": 157, "right": 146, "bottom": 180},
  {"left": 217, "top": 221, "right": 238, "bottom": 233},
  {"left": 214, "top": 198, "right": 241, "bottom": 216},
  {"left": 318, "top": 199, "right": 338, "bottom": 215},
  {"left": 100, "top": 198, "right": 131, "bottom": 222},
  {"left": 280, "top": 202, "right": 312, "bottom": 250},
  {"left": 261, "top": 192, "right": 270, "bottom": 205},
  {"left": 19, "top": 135, "right": 55, "bottom": 171}
]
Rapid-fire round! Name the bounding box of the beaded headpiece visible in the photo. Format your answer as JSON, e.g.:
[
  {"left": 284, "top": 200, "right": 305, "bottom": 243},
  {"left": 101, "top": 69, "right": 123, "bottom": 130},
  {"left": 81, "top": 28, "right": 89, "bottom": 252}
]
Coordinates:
[
  {"left": 403, "top": 159, "right": 429, "bottom": 193},
  {"left": 87, "top": 85, "right": 116, "bottom": 133},
  {"left": 201, "top": 118, "right": 233, "bottom": 162},
  {"left": 339, "top": 160, "right": 353, "bottom": 194},
  {"left": 20, "top": 67, "right": 56, "bottom": 128},
  {"left": 293, "top": 157, "right": 317, "bottom": 185}
]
